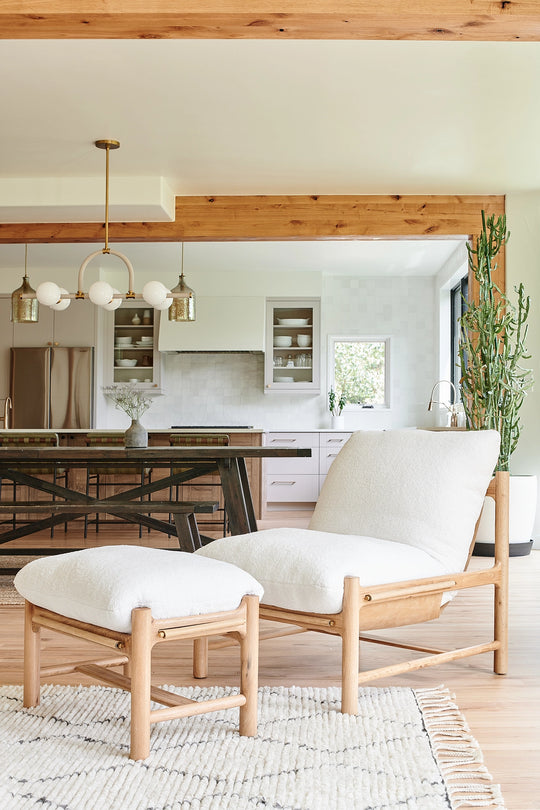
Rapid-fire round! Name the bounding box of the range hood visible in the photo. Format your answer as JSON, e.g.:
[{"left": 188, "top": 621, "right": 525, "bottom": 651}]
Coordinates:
[{"left": 158, "top": 296, "right": 265, "bottom": 353}]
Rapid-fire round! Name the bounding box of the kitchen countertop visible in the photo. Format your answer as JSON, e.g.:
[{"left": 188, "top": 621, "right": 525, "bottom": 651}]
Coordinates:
[{"left": 0, "top": 428, "right": 264, "bottom": 435}]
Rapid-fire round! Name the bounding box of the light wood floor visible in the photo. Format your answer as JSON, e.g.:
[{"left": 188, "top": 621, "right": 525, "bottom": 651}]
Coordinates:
[{"left": 1, "top": 522, "right": 539, "bottom": 810}]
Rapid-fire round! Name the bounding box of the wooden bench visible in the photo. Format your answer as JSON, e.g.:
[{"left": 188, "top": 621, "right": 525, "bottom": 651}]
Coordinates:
[{"left": 0, "top": 500, "right": 219, "bottom": 555}]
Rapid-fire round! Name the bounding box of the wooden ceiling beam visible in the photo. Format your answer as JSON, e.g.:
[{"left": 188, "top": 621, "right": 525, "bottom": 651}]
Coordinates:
[
  {"left": 1, "top": 1, "right": 539, "bottom": 41},
  {"left": 0, "top": 194, "right": 505, "bottom": 242}
]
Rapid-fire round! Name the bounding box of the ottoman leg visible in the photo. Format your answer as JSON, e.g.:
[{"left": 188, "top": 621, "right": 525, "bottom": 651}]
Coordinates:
[
  {"left": 239, "top": 595, "right": 259, "bottom": 737},
  {"left": 130, "top": 607, "right": 153, "bottom": 760},
  {"left": 193, "top": 637, "right": 208, "bottom": 679},
  {"left": 23, "top": 601, "right": 41, "bottom": 708}
]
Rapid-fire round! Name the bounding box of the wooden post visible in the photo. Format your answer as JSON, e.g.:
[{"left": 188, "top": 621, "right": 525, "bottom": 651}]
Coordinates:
[
  {"left": 494, "top": 470, "right": 510, "bottom": 675},
  {"left": 129, "top": 608, "right": 153, "bottom": 760},
  {"left": 239, "top": 595, "right": 259, "bottom": 737},
  {"left": 341, "top": 577, "right": 360, "bottom": 715},
  {"left": 193, "top": 637, "right": 209, "bottom": 679},
  {"left": 23, "top": 600, "right": 41, "bottom": 708}
]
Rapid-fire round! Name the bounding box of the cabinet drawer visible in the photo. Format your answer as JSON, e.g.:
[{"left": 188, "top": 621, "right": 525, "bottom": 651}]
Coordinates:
[
  {"left": 265, "top": 432, "right": 319, "bottom": 447},
  {"left": 319, "top": 432, "right": 352, "bottom": 449},
  {"left": 265, "top": 451, "right": 318, "bottom": 475},
  {"left": 319, "top": 448, "right": 343, "bottom": 475},
  {"left": 265, "top": 474, "right": 320, "bottom": 503}
]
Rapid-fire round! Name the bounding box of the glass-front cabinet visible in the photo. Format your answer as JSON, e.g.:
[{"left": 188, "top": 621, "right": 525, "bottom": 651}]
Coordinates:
[
  {"left": 264, "top": 298, "right": 320, "bottom": 393},
  {"left": 104, "top": 302, "right": 161, "bottom": 390}
]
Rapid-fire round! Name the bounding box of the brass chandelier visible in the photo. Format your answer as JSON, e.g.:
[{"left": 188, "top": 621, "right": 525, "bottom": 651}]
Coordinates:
[{"left": 16, "top": 140, "right": 194, "bottom": 320}]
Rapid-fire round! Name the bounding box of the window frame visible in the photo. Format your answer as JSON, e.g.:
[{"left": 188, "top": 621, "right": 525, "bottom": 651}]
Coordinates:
[
  {"left": 328, "top": 334, "right": 391, "bottom": 410},
  {"left": 450, "top": 275, "right": 468, "bottom": 398}
]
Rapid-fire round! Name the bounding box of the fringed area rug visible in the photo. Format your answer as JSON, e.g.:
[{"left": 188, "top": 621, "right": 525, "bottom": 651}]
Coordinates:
[{"left": 0, "top": 684, "right": 504, "bottom": 810}]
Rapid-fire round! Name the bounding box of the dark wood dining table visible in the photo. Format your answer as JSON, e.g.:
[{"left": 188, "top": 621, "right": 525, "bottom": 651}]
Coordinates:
[{"left": 0, "top": 444, "right": 311, "bottom": 553}]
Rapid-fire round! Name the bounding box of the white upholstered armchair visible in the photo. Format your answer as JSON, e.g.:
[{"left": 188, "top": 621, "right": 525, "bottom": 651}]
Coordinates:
[{"left": 197, "top": 429, "right": 509, "bottom": 714}]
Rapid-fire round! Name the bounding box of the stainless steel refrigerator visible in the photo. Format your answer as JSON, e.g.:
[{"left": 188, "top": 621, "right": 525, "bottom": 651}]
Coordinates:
[{"left": 10, "top": 347, "right": 94, "bottom": 429}]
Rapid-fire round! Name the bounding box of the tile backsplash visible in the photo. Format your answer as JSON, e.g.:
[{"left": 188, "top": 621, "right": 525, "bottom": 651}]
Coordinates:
[{"left": 103, "top": 274, "right": 437, "bottom": 431}]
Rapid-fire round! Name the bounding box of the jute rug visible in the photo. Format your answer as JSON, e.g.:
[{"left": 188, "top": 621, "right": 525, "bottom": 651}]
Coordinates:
[
  {"left": 0, "top": 683, "right": 504, "bottom": 810},
  {"left": 0, "top": 557, "right": 42, "bottom": 606}
]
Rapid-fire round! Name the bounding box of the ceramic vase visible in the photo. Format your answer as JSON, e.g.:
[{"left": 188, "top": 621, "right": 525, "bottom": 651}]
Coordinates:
[
  {"left": 331, "top": 414, "right": 345, "bottom": 430},
  {"left": 474, "top": 474, "right": 537, "bottom": 557},
  {"left": 124, "top": 418, "right": 148, "bottom": 448}
]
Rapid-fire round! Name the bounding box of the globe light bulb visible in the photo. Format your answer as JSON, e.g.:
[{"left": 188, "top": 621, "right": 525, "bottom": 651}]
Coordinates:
[
  {"left": 142, "top": 280, "right": 168, "bottom": 307},
  {"left": 36, "top": 281, "right": 62, "bottom": 307},
  {"left": 104, "top": 289, "right": 123, "bottom": 311},
  {"left": 155, "top": 295, "right": 173, "bottom": 310},
  {"left": 51, "top": 288, "right": 71, "bottom": 311},
  {"left": 89, "top": 280, "right": 114, "bottom": 307}
]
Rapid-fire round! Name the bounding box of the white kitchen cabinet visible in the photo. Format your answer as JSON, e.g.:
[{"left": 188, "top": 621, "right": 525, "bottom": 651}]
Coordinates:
[
  {"left": 264, "top": 298, "right": 320, "bottom": 393},
  {"left": 263, "top": 430, "right": 352, "bottom": 511},
  {"left": 103, "top": 302, "right": 161, "bottom": 391},
  {"left": 52, "top": 299, "right": 96, "bottom": 347},
  {"left": 12, "top": 306, "right": 54, "bottom": 347},
  {"left": 158, "top": 296, "right": 265, "bottom": 352},
  {"left": 12, "top": 298, "right": 95, "bottom": 349},
  {"left": 319, "top": 432, "right": 352, "bottom": 475}
]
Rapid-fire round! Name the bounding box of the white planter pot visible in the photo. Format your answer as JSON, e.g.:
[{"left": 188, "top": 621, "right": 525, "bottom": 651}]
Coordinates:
[
  {"left": 331, "top": 414, "right": 345, "bottom": 430},
  {"left": 474, "top": 474, "right": 537, "bottom": 557}
]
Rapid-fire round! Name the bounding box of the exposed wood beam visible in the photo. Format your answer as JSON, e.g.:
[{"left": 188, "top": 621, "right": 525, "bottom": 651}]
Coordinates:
[
  {"left": 0, "top": 195, "right": 505, "bottom": 243},
  {"left": 0, "top": 194, "right": 506, "bottom": 291},
  {"left": 1, "top": 1, "right": 539, "bottom": 41}
]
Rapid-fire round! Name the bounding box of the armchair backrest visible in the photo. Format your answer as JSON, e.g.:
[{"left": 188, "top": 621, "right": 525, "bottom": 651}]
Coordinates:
[{"left": 309, "top": 429, "right": 500, "bottom": 573}]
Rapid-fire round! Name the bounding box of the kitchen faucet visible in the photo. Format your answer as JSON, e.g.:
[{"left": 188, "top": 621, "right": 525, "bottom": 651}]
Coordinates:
[
  {"left": 427, "top": 381, "right": 458, "bottom": 428},
  {"left": 2, "top": 396, "right": 12, "bottom": 429}
]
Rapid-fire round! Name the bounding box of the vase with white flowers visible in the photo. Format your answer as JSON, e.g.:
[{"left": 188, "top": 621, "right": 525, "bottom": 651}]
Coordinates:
[
  {"left": 328, "top": 387, "right": 347, "bottom": 429},
  {"left": 103, "top": 385, "right": 152, "bottom": 447}
]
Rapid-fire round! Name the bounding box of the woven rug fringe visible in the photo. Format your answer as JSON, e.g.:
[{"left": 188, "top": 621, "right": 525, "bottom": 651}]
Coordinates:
[{"left": 415, "top": 685, "right": 506, "bottom": 810}]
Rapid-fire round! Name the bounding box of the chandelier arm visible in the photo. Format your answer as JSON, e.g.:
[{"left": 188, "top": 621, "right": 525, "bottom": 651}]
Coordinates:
[{"left": 75, "top": 248, "right": 136, "bottom": 298}]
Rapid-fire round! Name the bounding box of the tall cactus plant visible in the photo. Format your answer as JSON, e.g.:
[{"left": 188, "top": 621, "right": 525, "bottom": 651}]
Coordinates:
[{"left": 458, "top": 211, "right": 533, "bottom": 472}]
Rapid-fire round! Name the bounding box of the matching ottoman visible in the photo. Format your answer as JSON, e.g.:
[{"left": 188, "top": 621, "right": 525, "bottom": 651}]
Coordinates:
[{"left": 14, "top": 545, "right": 263, "bottom": 760}]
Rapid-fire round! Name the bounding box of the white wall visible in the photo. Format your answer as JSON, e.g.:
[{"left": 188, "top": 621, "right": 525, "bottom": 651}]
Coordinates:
[{"left": 506, "top": 193, "right": 540, "bottom": 543}]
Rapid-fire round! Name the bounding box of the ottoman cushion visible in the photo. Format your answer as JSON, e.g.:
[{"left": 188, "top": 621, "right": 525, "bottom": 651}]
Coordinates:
[{"left": 14, "top": 545, "right": 264, "bottom": 632}]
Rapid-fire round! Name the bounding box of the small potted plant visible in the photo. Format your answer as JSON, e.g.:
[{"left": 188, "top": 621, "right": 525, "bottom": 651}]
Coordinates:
[
  {"left": 103, "top": 384, "right": 152, "bottom": 447},
  {"left": 328, "top": 387, "right": 347, "bottom": 429},
  {"left": 458, "top": 211, "right": 535, "bottom": 555}
]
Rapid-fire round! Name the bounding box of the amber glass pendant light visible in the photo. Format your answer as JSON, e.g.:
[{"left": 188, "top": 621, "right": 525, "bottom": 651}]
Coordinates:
[
  {"left": 169, "top": 243, "right": 196, "bottom": 322},
  {"left": 11, "top": 245, "right": 39, "bottom": 323}
]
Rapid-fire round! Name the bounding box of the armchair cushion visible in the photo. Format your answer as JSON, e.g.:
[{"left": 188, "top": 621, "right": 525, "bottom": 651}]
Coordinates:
[
  {"left": 14, "top": 545, "right": 264, "bottom": 633},
  {"left": 196, "top": 528, "right": 448, "bottom": 614},
  {"left": 310, "top": 429, "right": 500, "bottom": 573}
]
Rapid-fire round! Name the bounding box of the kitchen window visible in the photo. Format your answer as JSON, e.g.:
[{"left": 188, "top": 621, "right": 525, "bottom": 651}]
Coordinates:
[
  {"left": 329, "top": 336, "right": 390, "bottom": 408},
  {"left": 450, "top": 275, "right": 468, "bottom": 395}
]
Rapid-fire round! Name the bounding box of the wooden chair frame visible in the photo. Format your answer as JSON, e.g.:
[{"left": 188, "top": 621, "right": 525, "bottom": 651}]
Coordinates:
[
  {"left": 23, "top": 594, "right": 259, "bottom": 760},
  {"left": 202, "top": 472, "right": 509, "bottom": 715}
]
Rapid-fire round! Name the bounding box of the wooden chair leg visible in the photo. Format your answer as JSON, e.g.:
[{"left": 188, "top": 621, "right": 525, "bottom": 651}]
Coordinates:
[
  {"left": 239, "top": 595, "right": 259, "bottom": 737},
  {"left": 129, "top": 607, "right": 153, "bottom": 761},
  {"left": 23, "top": 601, "right": 41, "bottom": 708},
  {"left": 341, "top": 576, "right": 361, "bottom": 715},
  {"left": 193, "top": 638, "right": 209, "bottom": 679}
]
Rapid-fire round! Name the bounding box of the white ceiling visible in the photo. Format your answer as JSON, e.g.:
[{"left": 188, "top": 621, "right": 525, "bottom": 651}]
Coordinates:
[
  {"left": 1, "top": 39, "right": 539, "bottom": 203},
  {"left": 0, "top": 38, "right": 530, "bottom": 275},
  {"left": 0, "top": 239, "right": 464, "bottom": 278}
]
